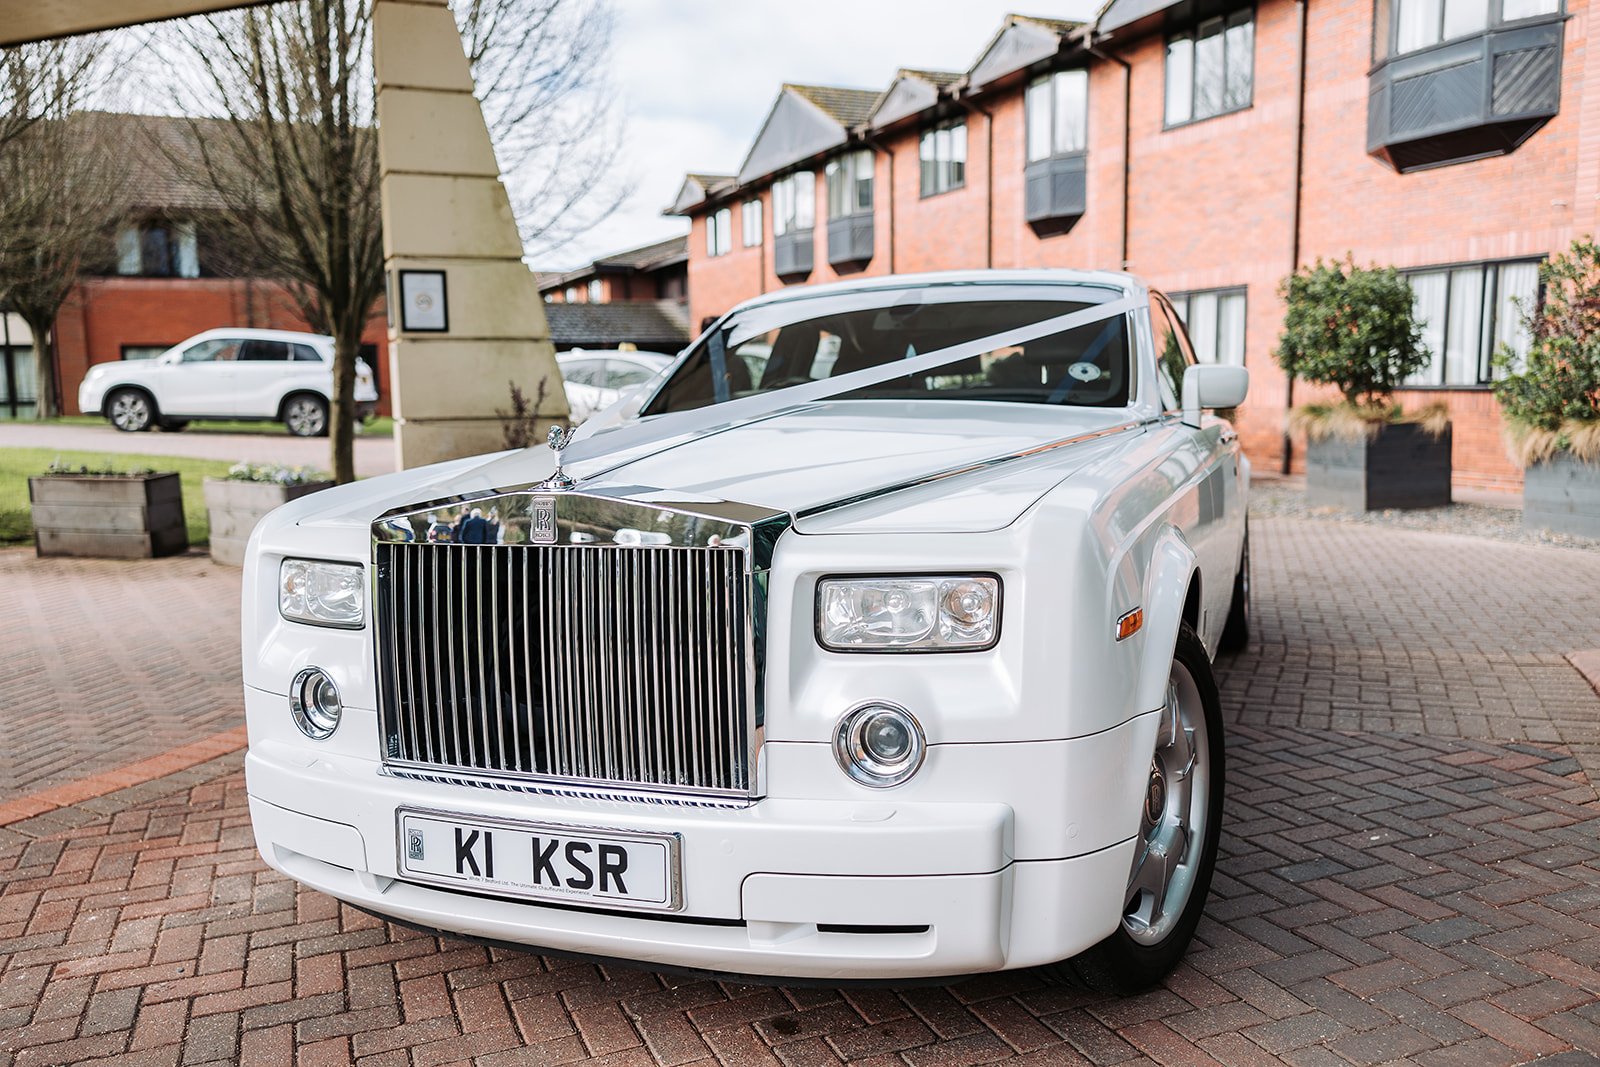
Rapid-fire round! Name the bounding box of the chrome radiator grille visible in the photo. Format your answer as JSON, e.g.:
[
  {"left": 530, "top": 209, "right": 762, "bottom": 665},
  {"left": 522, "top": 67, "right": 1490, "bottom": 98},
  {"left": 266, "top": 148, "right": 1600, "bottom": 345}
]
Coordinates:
[{"left": 374, "top": 541, "right": 754, "bottom": 796}]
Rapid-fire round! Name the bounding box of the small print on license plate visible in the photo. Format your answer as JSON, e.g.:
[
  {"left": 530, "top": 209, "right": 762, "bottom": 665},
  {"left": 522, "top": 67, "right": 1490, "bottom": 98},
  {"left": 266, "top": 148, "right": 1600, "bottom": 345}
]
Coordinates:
[{"left": 397, "top": 810, "right": 680, "bottom": 911}]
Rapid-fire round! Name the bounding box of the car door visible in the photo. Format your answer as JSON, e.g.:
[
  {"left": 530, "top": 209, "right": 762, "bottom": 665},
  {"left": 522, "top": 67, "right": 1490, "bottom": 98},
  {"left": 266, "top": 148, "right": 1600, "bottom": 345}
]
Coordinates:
[
  {"left": 162, "top": 336, "right": 244, "bottom": 416},
  {"left": 233, "top": 339, "right": 295, "bottom": 417},
  {"left": 1150, "top": 294, "right": 1239, "bottom": 652}
]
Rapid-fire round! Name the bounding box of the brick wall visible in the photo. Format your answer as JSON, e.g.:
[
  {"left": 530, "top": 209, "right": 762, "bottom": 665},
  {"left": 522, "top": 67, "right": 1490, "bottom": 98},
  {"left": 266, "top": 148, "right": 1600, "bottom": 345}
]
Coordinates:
[{"left": 55, "top": 277, "right": 392, "bottom": 417}]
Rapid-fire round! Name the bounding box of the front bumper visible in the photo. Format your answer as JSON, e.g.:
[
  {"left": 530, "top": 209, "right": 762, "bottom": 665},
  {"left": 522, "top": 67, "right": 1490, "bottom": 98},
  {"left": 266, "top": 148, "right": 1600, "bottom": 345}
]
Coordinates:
[{"left": 246, "top": 684, "right": 1152, "bottom": 980}]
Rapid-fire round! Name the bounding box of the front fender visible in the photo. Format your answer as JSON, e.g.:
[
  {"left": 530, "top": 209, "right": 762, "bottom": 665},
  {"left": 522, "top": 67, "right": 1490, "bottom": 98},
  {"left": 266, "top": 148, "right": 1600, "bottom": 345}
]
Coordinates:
[{"left": 1134, "top": 524, "right": 1197, "bottom": 716}]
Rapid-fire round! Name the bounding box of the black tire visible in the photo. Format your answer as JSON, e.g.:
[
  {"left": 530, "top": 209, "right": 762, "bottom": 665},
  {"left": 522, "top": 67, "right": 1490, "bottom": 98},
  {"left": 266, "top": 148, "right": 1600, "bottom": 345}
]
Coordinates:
[
  {"left": 1045, "top": 622, "right": 1225, "bottom": 994},
  {"left": 107, "top": 388, "right": 156, "bottom": 432},
  {"left": 159, "top": 419, "right": 189, "bottom": 432},
  {"left": 1218, "top": 524, "right": 1250, "bottom": 654},
  {"left": 283, "top": 393, "right": 329, "bottom": 437}
]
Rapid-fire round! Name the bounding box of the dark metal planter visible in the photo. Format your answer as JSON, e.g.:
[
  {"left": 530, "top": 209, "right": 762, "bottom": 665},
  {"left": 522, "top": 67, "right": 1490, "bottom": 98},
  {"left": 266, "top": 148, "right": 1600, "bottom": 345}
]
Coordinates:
[
  {"left": 204, "top": 478, "right": 334, "bottom": 566},
  {"left": 1305, "top": 421, "right": 1453, "bottom": 512},
  {"left": 1523, "top": 453, "right": 1600, "bottom": 539},
  {"left": 29, "top": 472, "right": 188, "bottom": 559}
]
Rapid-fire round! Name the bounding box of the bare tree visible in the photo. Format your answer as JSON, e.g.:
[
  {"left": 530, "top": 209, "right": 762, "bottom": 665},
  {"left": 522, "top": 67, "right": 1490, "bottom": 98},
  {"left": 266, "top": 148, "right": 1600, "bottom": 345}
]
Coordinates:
[
  {"left": 0, "top": 40, "right": 129, "bottom": 420},
  {"left": 177, "top": 0, "right": 384, "bottom": 484},
  {"left": 455, "top": 0, "right": 631, "bottom": 256}
]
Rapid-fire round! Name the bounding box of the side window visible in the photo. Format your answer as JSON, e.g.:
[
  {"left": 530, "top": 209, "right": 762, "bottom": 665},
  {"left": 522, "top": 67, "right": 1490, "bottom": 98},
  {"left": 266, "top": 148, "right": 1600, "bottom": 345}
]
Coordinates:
[
  {"left": 561, "top": 360, "right": 603, "bottom": 387},
  {"left": 240, "top": 340, "right": 292, "bottom": 362},
  {"left": 605, "top": 361, "right": 655, "bottom": 389},
  {"left": 1149, "top": 295, "right": 1197, "bottom": 412},
  {"left": 181, "top": 338, "right": 243, "bottom": 363},
  {"left": 291, "top": 344, "right": 323, "bottom": 363}
]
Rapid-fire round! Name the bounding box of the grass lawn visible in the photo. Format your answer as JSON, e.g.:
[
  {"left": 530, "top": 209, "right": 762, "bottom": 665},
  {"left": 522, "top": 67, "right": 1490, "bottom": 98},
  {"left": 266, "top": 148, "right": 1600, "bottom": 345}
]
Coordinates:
[
  {"left": 50, "top": 415, "right": 394, "bottom": 437},
  {"left": 0, "top": 447, "right": 235, "bottom": 546}
]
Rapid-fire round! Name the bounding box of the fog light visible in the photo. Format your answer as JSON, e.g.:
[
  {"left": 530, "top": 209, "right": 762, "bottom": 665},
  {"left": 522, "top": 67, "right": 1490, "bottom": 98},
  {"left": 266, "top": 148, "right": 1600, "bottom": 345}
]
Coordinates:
[
  {"left": 834, "top": 702, "right": 925, "bottom": 788},
  {"left": 290, "top": 667, "right": 342, "bottom": 740}
]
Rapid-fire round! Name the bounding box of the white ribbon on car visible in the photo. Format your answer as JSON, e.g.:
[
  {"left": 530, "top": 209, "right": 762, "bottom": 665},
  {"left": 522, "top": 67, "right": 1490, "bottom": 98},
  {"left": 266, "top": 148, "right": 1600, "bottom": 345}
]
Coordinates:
[{"left": 562, "top": 294, "right": 1140, "bottom": 478}]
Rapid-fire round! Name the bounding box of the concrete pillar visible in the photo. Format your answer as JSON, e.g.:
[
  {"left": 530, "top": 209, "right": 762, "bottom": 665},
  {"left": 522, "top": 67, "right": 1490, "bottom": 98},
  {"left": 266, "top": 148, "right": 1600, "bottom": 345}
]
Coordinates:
[{"left": 372, "top": 0, "right": 567, "bottom": 469}]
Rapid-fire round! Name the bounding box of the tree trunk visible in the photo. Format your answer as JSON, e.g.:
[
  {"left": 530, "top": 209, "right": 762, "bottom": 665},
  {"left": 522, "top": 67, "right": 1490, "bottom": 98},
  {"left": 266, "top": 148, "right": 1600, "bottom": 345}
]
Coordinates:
[
  {"left": 329, "top": 327, "right": 359, "bottom": 484},
  {"left": 26, "top": 318, "right": 57, "bottom": 420}
]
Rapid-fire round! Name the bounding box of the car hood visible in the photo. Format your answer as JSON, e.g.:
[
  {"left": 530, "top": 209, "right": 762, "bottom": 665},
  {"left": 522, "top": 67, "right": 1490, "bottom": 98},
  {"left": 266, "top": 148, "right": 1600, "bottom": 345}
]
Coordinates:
[{"left": 284, "top": 401, "right": 1140, "bottom": 540}]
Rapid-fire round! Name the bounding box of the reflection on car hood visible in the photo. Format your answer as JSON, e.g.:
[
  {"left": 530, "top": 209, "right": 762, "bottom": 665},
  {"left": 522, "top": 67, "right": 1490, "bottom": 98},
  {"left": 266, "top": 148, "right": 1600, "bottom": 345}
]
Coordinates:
[{"left": 289, "top": 401, "right": 1138, "bottom": 538}]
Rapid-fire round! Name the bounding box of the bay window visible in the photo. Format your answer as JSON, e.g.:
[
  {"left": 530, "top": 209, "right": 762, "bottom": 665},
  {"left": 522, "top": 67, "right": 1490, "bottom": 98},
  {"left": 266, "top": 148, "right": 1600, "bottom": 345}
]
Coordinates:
[
  {"left": 1026, "top": 69, "right": 1088, "bottom": 162},
  {"left": 772, "top": 172, "right": 815, "bottom": 237},
  {"left": 825, "top": 150, "right": 873, "bottom": 218}
]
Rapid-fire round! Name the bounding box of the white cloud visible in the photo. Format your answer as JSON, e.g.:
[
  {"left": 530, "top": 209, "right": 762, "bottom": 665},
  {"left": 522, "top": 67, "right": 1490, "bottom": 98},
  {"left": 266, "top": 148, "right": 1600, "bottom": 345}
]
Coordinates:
[{"left": 531, "top": 0, "right": 1097, "bottom": 269}]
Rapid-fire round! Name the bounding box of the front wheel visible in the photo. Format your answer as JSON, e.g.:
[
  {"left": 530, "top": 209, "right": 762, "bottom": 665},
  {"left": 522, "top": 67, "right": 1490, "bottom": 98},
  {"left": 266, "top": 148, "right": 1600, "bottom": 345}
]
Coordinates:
[
  {"left": 107, "top": 389, "right": 155, "bottom": 432},
  {"left": 284, "top": 394, "right": 328, "bottom": 437},
  {"left": 1045, "top": 623, "right": 1224, "bottom": 994}
]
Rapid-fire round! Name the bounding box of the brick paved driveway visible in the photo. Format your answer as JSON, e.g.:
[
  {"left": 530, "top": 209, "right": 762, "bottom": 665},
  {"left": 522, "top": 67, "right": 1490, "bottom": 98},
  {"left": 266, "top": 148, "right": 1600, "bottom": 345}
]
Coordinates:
[{"left": 1, "top": 518, "right": 1598, "bottom": 1066}]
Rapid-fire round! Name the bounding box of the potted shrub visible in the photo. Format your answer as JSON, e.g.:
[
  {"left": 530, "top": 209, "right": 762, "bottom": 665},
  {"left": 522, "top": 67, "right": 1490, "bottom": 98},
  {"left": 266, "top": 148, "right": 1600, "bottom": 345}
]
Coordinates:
[
  {"left": 1276, "top": 258, "right": 1450, "bottom": 511},
  {"left": 204, "top": 463, "right": 334, "bottom": 566},
  {"left": 29, "top": 461, "right": 188, "bottom": 559},
  {"left": 1495, "top": 238, "right": 1600, "bottom": 538}
]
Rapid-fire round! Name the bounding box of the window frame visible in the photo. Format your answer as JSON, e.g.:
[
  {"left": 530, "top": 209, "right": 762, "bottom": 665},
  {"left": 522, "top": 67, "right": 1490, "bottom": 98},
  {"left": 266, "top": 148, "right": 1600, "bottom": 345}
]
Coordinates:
[
  {"left": 1026, "top": 68, "right": 1090, "bottom": 163},
  {"left": 1399, "top": 256, "right": 1544, "bottom": 389},
  {"left": 706, "top": 207, "right": 733, "bottom": 258},
  {"left": 741, "top": 199, "right": 763, "bottom": 248},
  {"left": 1167, "top": 286, "right": 1249, "bottom": 367},
  {"left": 1377, "top": 0, "right": 1563, "bottom": 61},
  {"left": 825, "top": 148, "right": 875, "bottom": 219},
  {"left": 1163, "top": 7, "right": 1256, "bottom": 129},
  {"left": 772, "top": 171, "right": 816, "bottom": 237},
  {"left": 919, "top": 118, "right": 968, "bottom": 198}
]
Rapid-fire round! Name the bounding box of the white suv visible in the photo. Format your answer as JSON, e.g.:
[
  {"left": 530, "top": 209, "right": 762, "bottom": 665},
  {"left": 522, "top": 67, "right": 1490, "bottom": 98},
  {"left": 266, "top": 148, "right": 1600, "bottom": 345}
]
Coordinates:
[{"left": 78, "top": 328, "right": 379, "bottom": 436}]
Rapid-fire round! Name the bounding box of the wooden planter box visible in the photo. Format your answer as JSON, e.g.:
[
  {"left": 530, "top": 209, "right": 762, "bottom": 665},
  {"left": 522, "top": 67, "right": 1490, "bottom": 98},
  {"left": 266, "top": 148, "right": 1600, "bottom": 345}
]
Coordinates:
[
  {"left": 204, "top": 478, "right": 334, "bottom": 566},
  {"left": 1306, "top": 421, "right": 1452, "bottom": 512},
  {"left": 29, "top": 472, "right": 188, "bottom": 559},
  {"left": 1523, "top": 452, "right": 1600, "bottom": 539}
]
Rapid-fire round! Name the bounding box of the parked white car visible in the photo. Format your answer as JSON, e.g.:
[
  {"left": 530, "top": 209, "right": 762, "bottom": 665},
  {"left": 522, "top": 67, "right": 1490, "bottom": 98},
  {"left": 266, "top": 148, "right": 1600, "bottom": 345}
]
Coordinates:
[
  {"left": 556, "top": 349, "right": 675, "bottom": 423},
  {"left": 78, "top": 328, "right": 379, "bottom": 436},
  {"left": 241, "top": 270, "right": 1250, "bottom": 991}
]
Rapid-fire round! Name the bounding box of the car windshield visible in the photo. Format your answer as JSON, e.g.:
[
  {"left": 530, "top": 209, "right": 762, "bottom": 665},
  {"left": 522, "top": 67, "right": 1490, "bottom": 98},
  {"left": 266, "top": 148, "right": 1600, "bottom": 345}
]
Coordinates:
[{"left": 644, "top": 284, "right": 1132, "bottom": 415}]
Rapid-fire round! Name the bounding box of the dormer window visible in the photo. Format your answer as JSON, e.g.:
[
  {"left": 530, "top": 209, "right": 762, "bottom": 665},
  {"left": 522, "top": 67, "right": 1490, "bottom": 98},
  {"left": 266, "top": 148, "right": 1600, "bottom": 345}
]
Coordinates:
[{"left": 1165, "top": 10, "right": 1254, "bottom": 126}]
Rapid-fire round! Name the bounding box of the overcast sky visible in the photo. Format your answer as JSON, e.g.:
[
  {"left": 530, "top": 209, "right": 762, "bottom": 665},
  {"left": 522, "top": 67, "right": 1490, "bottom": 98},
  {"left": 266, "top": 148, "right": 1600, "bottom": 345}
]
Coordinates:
[{"left": 538, "top": 0, "right": 1097, "bottom": 270}]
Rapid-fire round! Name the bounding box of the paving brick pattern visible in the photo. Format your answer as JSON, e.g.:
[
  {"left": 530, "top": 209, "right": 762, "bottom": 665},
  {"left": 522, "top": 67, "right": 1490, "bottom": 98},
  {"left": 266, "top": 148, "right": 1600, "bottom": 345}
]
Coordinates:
[
  {"left": 0, "top": 517, "right": 1597, "bottom": 1065},
  {"left": 0, "top": 550, "right": 244, "bottom": 798}
]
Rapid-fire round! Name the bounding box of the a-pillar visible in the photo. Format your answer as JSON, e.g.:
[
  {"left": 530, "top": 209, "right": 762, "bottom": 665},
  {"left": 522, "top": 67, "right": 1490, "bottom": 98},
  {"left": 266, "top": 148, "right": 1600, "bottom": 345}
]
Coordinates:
[{"left": 372, "top": 0, "right": 567, "bottom": 469}]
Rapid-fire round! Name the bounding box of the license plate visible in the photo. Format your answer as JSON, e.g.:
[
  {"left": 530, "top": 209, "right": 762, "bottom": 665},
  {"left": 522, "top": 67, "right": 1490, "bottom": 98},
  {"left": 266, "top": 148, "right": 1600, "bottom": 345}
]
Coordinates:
[{"left": 396, "top": 809, "right": 681, "bottom": 911}]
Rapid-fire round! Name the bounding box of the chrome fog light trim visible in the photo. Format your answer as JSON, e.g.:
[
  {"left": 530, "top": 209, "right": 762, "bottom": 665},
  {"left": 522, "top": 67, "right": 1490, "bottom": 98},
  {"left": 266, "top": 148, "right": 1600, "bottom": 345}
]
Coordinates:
[
  {"left": 833, "top": 701, "right": 926, "bottom": 788},
  {"left": 290, "top": 667, "right": 342, "bottom": 740}
]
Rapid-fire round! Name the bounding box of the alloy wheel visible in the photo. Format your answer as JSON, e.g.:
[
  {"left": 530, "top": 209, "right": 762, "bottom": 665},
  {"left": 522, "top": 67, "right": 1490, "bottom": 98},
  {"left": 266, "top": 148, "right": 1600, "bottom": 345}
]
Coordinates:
[
  {"left": 1122, "top": 663, "right": 1211, "bottom": 945},
  {"left": 110, "top": 392, "right": 151, "bottom": 432},
  {"left": 286, "top": 397, "right": 326, "bottom": 436}
]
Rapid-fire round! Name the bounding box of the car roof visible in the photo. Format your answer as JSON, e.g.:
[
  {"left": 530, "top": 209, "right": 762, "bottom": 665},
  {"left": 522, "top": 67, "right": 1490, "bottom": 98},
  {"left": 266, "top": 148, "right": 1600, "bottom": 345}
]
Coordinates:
[
  {"left": 556, "top": 350, "right": 675, "bottom": 364},
  {"left": 725, "top": 268, "right": 1148, "bottom": 317},
  {"left": 181, "top": 327, "right": 334, "bottom": 346}
]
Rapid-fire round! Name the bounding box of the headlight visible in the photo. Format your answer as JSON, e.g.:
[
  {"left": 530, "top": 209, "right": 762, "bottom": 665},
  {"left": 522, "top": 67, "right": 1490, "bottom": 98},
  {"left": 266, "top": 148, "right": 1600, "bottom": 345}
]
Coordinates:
[
  {"left": 834, "top": 702, "right": 926, "bottom": 787},
  {"left": 289, "top": 666, "right": 342, "bottom": 739},
  {"left": 817, "top": 575, "right": 1000, "bottom": 651},
  {"left": 279, "top": 559, "right": 365, "bottom": 628}
]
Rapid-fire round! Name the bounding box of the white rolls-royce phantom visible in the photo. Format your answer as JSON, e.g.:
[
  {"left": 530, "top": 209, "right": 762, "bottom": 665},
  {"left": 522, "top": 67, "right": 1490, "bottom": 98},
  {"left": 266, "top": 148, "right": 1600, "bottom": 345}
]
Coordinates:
[{"left": 242, "top": 269, "right": 1250, "bottom": 992}]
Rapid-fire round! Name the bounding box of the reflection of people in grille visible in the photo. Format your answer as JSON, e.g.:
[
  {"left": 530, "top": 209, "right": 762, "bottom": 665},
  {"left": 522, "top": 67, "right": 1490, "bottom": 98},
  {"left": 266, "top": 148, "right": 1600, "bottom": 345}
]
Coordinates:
[
  {"left": 426, "top": 513, "right": 453, "bottom": 542},
  {"left": 457, "top": 507, "right": 491, "bottom": 544}
]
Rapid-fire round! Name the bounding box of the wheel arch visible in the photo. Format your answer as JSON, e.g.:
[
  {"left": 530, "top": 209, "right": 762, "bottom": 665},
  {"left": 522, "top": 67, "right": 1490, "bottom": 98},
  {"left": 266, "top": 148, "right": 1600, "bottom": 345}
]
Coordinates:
[
  {"left": 103, "top": 383, "right": 161, "bottom": 420},
  {"left": 1134, "top": 524, "right": 1201, "bottom": 717},
  {"left": 277, "top": 389, "right": 329, "bottom": 421}
]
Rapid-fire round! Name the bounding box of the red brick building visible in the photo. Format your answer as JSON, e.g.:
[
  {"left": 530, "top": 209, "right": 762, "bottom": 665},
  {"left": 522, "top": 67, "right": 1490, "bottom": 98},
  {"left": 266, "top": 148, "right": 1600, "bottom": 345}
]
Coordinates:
[
  {"left": 671, "top": 3, "right": 1592, "bottom": 491},
  {"left": 26, "top": 114, "right": 393, "bottom": 419}
]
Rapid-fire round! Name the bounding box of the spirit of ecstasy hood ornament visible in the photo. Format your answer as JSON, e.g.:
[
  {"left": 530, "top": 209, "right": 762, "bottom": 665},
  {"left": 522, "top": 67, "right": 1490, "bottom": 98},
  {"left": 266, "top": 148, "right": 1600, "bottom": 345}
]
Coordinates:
[{"left": 536, "top": 424, "right": 577, "bottom": 491}]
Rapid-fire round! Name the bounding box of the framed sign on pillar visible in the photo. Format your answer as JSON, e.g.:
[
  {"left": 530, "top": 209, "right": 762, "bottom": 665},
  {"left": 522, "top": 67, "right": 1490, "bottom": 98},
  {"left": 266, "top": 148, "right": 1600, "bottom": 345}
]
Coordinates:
[{"left": 397, "top": 269, "right": 449, "bottom": 332}]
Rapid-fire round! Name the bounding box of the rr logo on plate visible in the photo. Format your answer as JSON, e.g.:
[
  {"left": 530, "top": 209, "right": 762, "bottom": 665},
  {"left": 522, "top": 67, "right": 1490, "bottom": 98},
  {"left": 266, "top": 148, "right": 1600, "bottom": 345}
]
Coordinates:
[
  {"left": 407, "top": 828, "right": 425, "bottom": 861},
  {"left": 532, "top": 499, "right": 557, "bottom": 544}
]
